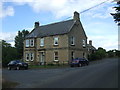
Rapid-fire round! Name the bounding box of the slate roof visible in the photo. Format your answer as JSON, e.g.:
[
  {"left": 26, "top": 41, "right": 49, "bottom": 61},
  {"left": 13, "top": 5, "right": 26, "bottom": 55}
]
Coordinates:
[{"left": 25, "top": 19, "right": 76, "bottom": 38}]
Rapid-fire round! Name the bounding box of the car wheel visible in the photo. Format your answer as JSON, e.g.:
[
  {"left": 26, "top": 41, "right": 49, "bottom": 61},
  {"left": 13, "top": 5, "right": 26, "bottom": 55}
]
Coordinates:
[
  {"left": 78, "top": 63, "right": 82, "bottom": 67},
  {"left": 16, "top": 66, "right": 20, "bottom": 70},
  {"left": 8, "top": 67, "right": 11, "bottom": 70}
]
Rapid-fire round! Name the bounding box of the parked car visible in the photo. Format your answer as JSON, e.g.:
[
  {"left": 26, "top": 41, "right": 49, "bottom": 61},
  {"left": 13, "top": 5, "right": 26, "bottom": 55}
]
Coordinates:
[
  {"left": 7, "top": 60, "right": 28, "bottom": 70},
  {"left": 70, "top": 58, "right": 89, "bottom": 67}
]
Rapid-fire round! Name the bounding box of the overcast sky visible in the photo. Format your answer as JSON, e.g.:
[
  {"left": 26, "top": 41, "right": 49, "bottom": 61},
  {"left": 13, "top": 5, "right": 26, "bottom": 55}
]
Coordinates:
[{"left": 0, "top": 0, "right": 119, "bottom": 51}]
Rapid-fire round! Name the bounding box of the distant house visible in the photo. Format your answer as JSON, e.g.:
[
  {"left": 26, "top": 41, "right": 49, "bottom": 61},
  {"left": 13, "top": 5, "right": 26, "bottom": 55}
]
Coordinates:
[
  {"left": 23, "top": 11, "right": 95, "bottom": 65},
  {"left": 87, "top": 40, "right": 96, "bottom": 55}
]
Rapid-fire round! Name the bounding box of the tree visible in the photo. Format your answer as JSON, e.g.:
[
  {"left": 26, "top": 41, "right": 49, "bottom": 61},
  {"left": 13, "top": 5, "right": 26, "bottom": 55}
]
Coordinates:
[
  {"left": 88, "top": 47, "right": 106, "bottom": 61},
  {"left": 111, "top": 1, "right": 120, "bottom": 25},
  {"left": 107, "top": 50, "right": 115, "bottom": 57},
  {"left": 15, "top": 29, "right": 29, "bottom": 59},
  {"left": 2, "top": 40, "right": 19, "bottom": 67}
]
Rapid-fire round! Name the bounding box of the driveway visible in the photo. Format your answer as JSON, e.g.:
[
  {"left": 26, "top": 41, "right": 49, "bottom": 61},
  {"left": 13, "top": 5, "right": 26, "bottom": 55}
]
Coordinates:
[{"left": 3, "top": 58, "right": 118, "bottom": 88}]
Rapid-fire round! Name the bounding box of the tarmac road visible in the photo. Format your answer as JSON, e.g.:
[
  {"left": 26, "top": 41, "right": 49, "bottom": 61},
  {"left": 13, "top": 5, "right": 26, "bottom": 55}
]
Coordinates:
[{"left": 3, "top": 58, "right": 118, "bottom": 88}]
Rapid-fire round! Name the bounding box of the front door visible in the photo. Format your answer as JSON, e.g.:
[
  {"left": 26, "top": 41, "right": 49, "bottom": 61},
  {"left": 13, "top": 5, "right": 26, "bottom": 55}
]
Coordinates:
[{"left": 40, "top": 52, "right": 45, "bottom": 65}]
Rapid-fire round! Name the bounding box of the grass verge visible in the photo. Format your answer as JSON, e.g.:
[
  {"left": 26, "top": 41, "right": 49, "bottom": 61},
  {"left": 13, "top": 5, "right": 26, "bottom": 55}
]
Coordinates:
[
  {"left": 2, "top": 79, "right": 19, "bottom": 88},
  {"left": 29, "top": 64, "right": 69, "bottom": 69}
]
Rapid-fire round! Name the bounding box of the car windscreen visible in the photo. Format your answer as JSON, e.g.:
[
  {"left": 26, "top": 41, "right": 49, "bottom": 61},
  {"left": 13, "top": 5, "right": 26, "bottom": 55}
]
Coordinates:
[{"left": 9, "top": 61, "right": 17, "bottom": 64}]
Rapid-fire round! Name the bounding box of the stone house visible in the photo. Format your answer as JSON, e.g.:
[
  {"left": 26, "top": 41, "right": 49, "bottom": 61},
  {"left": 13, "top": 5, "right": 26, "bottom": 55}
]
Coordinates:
[{"left": 23, "top": 11, "right": 94, "bottom": 65}]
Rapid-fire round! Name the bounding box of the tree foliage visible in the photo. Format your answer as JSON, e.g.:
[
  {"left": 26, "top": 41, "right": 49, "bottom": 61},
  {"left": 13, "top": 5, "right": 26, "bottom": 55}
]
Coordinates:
[
  {"left": 111, "top": 1, "right": 120, "bottom": 25},
  {"left": 15, "top": 29, "right": 29, "bottom": 59},
  {"left": 88, "top": 47, "right": 106, "bottom": 61},
  {"left": 2, "top": 40, "right": 19, "bottom": 67}
]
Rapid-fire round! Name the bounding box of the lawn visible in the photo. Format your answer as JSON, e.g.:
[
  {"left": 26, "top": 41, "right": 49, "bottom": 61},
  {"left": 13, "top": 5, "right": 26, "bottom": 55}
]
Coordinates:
[
  {"left": 29, "top": 64, "right": 69, "bottom": 69},
  {"left": 2, "top": 79, "right": 19, "bottom": 88}
]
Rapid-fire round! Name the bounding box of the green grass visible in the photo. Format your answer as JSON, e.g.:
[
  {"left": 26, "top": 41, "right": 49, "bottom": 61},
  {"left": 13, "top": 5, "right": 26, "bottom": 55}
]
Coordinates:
[
  {"left": 29, "top": 64, "right": 69, "bottom": 69},
  {"left": 2, "top": 80, "right": 19, "bottom": 88}
]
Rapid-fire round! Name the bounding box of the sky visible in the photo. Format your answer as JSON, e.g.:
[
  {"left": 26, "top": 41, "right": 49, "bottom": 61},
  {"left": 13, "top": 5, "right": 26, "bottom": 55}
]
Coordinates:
[{"left": 0, "top": 0, "right": 119, "bottom": 51}]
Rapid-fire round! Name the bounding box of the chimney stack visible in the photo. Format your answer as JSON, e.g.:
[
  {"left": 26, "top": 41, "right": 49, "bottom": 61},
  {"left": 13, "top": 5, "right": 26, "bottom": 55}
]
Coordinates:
[
  {"left": 73, "top": 11, "right": 80, "bottom": 21},
  {"left": 89, "top": 40, "right": 92, "bottom": 46},
  {"left": 34, "top": 21, "right": 39, "bottom": 28}
]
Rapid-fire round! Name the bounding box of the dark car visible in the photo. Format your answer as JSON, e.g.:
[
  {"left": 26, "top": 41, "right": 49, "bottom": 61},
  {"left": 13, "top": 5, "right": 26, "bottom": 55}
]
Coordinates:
[
  {"left": 70, "top": 58, "right": 89, "bottom": 67},
  {"left": 7, "top": 60, "right": 28, "bottom": 70}
]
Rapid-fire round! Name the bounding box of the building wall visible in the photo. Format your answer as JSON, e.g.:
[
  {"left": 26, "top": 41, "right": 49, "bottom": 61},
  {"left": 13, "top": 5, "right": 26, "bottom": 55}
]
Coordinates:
[
  {"left": 68, "top": 20, "right": 88, "bottom": 60},
  {"left": 23, "top": 20, "right": 88, "bottom": 65}
]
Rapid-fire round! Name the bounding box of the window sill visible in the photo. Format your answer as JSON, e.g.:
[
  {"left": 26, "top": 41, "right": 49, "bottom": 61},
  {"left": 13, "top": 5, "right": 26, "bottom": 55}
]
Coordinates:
[
  {"left": 53, "top": 44, "right": 59, "bottom": 46},
  {"left": 54, "top": 60, "right": 59, "bottom": 62},
  {"left": 40, "top": 46, "right": 44, "bottom": 48},
  {"left": 25, "top": 46, "right": 35, "bottom": 48},
  {"left": 71, "top": 44, "right": 75, "bottom": 46}
]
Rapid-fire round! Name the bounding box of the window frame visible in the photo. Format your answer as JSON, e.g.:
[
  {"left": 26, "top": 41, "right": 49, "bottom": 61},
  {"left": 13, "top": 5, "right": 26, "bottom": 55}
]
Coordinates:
[
  {"left": 26, "top": 53, "right": 29, "bottom": 61},
  {"left": 71, "top": 36, "right": 75, "bottom": 45},
  {"left": 82, "top": 39, "right": 86, "bottom": 47},
  {"left": 40, "top": 38, "right": 44, "bottom": 46},
  {"left": 30, "top": 39, "right": 34, "bottom": 47},
  {"left": 26, "top": 39, "right": 30, "bottom": 47},
  {"left": 30, "top": 53, "right": 34, "bottom": 61},
  {"left": 71, "top": 51, "right": 75, "bottom": 60},
  {"left": 54, "top": 51, "right": 59, "bottom": 61},
  {"left": 54, "top": 37, "right": 59, "bottom": 45}
]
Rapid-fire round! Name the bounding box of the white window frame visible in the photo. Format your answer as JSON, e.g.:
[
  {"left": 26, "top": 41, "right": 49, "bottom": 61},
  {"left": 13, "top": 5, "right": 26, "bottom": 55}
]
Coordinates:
[
  {"left": 54, "top": 37, "right": 58, "bottom": 45},
  {"left": 26, "top": 53, "right": 29, "bottom": 61},
  {"left": 26, "top": 40, "right": 30, "bottom": 47},
  {"left": 83, "top": 39, "right": 86, "bottom": 47},
  {"left": 40, "top": 38, "right": 44, "bottom": 46},
  {"left": 71, "top": 36, "right": 75, "bottom": 45},
  {"left": 54, "top": 51, "right": 59, "bottom": 61},
  {"left": 30, "top": 39, "right": 34, "bottom": 47},
  {"left": 30, "top": 53, "right": 34, "bottom": 61}
]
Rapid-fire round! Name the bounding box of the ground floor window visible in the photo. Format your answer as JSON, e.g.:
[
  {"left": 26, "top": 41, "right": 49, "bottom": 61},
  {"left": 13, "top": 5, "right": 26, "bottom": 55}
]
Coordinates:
[
  {"left": 71, "top": 51, "right": 75, "bottom": 60},
  {"left": 54, "top": 51, "right": 58, "bottom": 61},
  {"left": 26, "top": 53, "right": 29, "bottom": 61},
  {"left": 25, "top": 53, "right": 34, "bottom": 61}
]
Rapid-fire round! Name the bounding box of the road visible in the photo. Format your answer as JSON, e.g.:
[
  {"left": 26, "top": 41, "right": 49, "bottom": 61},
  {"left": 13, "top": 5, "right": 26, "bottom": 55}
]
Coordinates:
[{"left": 3, "top": 58, "right": 118, "bottom": 88}]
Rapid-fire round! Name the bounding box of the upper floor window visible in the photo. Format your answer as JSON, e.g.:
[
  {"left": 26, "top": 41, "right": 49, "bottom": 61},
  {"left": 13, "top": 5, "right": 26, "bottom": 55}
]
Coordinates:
[
  {"left": 54, "top": 51, "right": 58, "bottom": 61},
  {"left": 30, "top": 39, "right": 34, "bottom": 47},
  {"left": 25, "top": 39, "right": 34, "bottom": 47},
  {"left": 26, "top": 40, "right": 29, "bottom": 47},
  {"left": 83, "top": 39, "right": 86, "bottom": 47},
  {"left": 40, "top": 38, "right": 44, "bottom": 46},
  {"left": 54, "top": 37, "right": 58, "bottom": 45},
  {"left": 71, "top": 36, "right": 75, "bottom": 45}
]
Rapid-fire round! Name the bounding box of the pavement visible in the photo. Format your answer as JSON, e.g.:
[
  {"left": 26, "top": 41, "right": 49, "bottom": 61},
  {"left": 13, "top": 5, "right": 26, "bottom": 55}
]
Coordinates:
[{"left": 2, "top": 58, "right": 119, "bottom": 88}]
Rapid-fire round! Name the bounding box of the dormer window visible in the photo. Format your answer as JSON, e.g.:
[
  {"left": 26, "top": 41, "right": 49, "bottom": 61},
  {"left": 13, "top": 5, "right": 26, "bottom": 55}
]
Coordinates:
[
  {"left": 40, "top": 38, "right": 44, "bottom": 46},
  {"left": 71, "top": 36, "right": 75, "bottom": 45},
  {"left": 26, "top": 40, "right": 30, "bottom": 47},
  {"left": 54, "top": 37, "right": 58, "bottom": 45}
]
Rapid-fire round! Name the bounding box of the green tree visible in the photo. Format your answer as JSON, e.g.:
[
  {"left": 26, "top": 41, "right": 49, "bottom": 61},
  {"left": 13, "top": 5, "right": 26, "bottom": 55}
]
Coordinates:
[
  {"left": 15, "top": 30, "right": 29, "bottom": 59},
  {"left": 111, "top": 1, "right": 120, "bottom": 25},
  {"left": 89, "top": 47, "right": 106, "bottom": 61},
  {"left": 107, "top": 50, "right": 115, "bottom": 57},
  {"left": 2, "top": 40, "right": 19, "bottom": 67}
]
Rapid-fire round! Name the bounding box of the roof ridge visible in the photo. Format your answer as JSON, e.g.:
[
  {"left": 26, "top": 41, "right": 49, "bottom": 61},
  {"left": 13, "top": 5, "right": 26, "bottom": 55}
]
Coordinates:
[{"left": 40, "top": 19, "right": 74, "bottom": 27}]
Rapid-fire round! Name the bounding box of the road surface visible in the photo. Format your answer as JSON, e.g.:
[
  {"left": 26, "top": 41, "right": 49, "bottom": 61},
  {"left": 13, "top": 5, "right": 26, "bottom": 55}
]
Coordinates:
[{"left": 3, "top": 58, "right": 118, "bottom": 88}]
